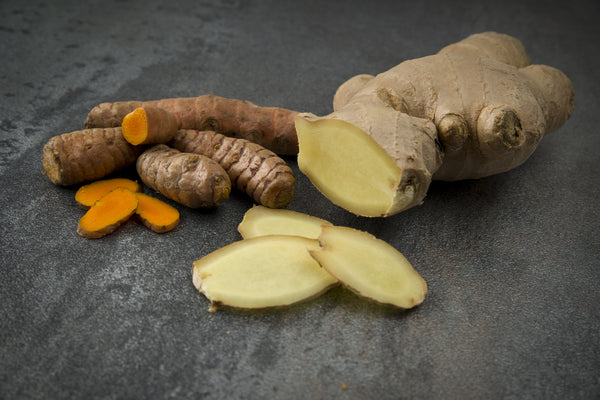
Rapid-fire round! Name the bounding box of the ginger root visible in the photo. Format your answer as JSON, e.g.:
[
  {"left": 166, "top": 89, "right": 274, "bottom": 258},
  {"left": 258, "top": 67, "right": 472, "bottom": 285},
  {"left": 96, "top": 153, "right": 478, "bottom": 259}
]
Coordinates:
[
  {"left": 238, "top": 205, "right": 332, "bottom": 239},
  {"left": 296, "top": 32, "right": 575, "bottom": 216},
  {"left": 136, "top": 144, "right": 231, "bottom": 208},
  {"left": 42, "top": 128, "right": 141, "bottom": 186},
  {"left": 77, "top": 187, "right": 139, "bottom": 239},
  {"left": 85, "top": 95, "right": 299, "bottom": 155},
  {"left": 75, "top": 178, "right": 142, "bottom": 209},
  {"left": 169, "top": 129, "right": 295, "bottom": 208},
  {"left": 121, "top": 107, "right": 180, "bottom": 145}
]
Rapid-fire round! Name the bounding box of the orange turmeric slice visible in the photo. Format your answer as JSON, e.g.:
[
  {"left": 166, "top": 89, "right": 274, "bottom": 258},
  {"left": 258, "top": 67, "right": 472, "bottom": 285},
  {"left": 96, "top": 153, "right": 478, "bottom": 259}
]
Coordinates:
[
  {"left": 135, "top": 193, "right": 180, "bottom": 233},
  {"left": 121, "top": 107, "right": 179, "bottom": 145},
  {"left": 77, "top": 187, "right": 139, "bottom": 239},
  {"left": 75, "top": 178, "right": 142, "bottom": 209}
]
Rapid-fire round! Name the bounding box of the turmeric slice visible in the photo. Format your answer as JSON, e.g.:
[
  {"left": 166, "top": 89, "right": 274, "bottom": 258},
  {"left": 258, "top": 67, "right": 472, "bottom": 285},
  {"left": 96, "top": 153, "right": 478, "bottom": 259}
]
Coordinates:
[
  {"left": 135, "top": 193, "right": 180, "bottom": 233},
  {"left": 121, "top": 107, "right": 179, "bottom": 146},
  {"left": 75, "top": 178, "right": 142, "bottom": 209},
  {"left": 77, "top": 187, "right": 139, "bottom": 239}
]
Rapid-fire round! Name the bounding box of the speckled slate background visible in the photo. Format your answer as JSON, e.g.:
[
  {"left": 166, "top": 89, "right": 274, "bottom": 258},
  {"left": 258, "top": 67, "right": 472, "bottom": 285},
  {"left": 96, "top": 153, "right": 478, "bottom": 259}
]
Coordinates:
[{"left": 1, "top": 0, "right": 599, "bottom": 399}]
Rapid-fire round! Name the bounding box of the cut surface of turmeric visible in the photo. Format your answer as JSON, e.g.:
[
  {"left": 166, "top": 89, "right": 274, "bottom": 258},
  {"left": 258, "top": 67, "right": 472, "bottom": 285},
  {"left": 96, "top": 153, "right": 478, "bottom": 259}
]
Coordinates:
[
  {"left": 75, "top": 178, "right": 142, "bottom": 209},
  {"left": 121, "top": 107, "right": 179, "bottom": 146},
  {"left": 77, "top": 187, "right": 139, "bottom": 239},
  {"left": 135, "top": 192, "right": 180, "bottom": 233}
]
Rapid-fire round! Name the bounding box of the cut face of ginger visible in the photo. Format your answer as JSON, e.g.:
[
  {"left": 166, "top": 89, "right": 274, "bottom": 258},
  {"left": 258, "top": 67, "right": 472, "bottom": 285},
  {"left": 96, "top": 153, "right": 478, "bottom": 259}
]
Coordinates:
[
  {"left": 238, "top": 205, "right": 332, "bottom": 239},
  {"left": 192, "top": 235, "right": 338, "bottom": 311},
  {"left": 311, "top": 225, "right": 427, "bottom": 309},
  {"left": 295, "top": 116, "right": 404, "bottom": 217}
]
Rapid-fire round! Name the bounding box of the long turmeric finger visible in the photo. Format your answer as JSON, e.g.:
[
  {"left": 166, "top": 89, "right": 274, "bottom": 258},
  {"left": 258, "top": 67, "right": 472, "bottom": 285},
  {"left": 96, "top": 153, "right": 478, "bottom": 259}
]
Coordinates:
[
  {"left": 169, "top": 129, "right": 295, "bottom": 209},
  {"left": 136, "top": 145, "right": 231, "bottom": 208},
  {"left": 77, "top": 187, "right": 139, "bottom": 239},
  {"left": 121, "top": 107, "right": 180, "bottom": 145},
  {"left": 42, "top": 128, "right": 142, "bottom": 186},
  {"left": 84, "top": 95, "right": 300, "bottom": 155}
]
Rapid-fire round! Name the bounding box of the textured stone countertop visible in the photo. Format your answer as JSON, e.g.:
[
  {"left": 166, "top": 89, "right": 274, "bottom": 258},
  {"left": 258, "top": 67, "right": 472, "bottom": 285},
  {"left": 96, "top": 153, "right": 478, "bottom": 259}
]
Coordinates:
[{"left": 1, "top": 1, "right": 598, "bottom": 399}]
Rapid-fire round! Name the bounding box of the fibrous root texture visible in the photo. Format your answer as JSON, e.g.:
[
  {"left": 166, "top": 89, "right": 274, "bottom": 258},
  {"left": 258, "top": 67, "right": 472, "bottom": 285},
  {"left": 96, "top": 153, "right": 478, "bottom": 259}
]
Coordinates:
[
  {"left": 136, "top": 144, "right": 231, "bottom": 208},
  {"left": 295, "top": 31, "right": 575, "bottom": 217},
  {"left": 42, "top": 128, "right": 141, "bottom": 186},
  {"left": 169, "top": 129, "right": 296, "bottom": 208},
  {"left": 85, "top": 95, "right": 299, "bottom": 155}
]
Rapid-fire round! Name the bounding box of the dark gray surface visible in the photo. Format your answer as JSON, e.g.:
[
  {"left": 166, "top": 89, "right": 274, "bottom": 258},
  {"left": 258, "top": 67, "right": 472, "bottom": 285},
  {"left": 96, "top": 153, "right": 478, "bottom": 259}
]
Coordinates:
[{"left": 1, "top": 0, "right": 599, "bottom": 399}]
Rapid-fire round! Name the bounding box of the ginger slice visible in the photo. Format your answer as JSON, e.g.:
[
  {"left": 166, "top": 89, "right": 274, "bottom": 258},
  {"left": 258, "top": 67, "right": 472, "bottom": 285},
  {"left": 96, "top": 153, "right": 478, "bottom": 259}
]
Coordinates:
[
  {"left": 237, "top": 205, "right": 332, "bottom": 239},
  {"left": 121, "top": 107, "right": 179, "bottom": 146},
  {"left": 135, "top": 192, "right": 180, "bottom": 233},
  {"left": 75, "top": 178, "right": 142, "bottom": 209},
  {"left": 192, "top": 235, "right": 338, "bottom": 312},
  {"left": 77, "top": 187, "right": 139, "bottom": 239},
  {"left": 311, "top": 225, "right": 427, "bottom": 309},
  {"left": 295, "top": 116, "right": 406, "bottom": 217}
]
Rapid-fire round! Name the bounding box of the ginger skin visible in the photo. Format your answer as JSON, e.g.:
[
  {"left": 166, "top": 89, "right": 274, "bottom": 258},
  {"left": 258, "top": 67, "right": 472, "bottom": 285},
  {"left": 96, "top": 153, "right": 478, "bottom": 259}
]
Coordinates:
[
  {"left": 169, "top": 129, "right": 296, "bottom": 209},
  {"left": 121, "top": 107, "right": 180, "bottom": 146},
  {"left": 85, "top": 95, "right": 299, "bottom": 155},
  {"left": 296, "top": 32, "right": 575, "bottom": 216},
  {"left": 77, "top": 187, "right": 139, "bottom": 239},
  {"left": 42, "top": 128, "right": 142, "bottom": 186},
  {"left": 136, "top": 145, "right": 231, "bottom": 208}
]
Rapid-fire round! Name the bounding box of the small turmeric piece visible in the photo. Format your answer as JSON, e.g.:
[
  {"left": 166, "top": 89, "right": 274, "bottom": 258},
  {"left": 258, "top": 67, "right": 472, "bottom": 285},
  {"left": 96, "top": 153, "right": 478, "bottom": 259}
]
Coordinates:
[
  {"left": 42, "top": 127, "right": 141, "bottom": 186},
  {"left": 84, "top": 95, "right": 300, "bottom": 155},
  {"left": 169, "top": 129, "right": 295, "bottom": 208},
  {"left": 75, "top": 178, "right": 142, "bottom": 209},
  {"left": 136, "top": 145, "right": 231, "bottom": 208},
  {"left": 121, "top": 107, "right": 180, "bottom": 145},
  {"left": 135, "top": 192, "right": 180, "bottom": 233},
  {"left": 77, "top": 187, "right": 139, "bottom": 239}
]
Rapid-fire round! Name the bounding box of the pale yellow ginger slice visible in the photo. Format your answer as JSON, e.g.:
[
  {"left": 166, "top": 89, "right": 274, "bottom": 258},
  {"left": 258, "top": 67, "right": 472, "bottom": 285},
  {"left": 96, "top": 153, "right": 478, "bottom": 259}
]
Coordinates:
[
  {"left": 295, "top": 115, "right": 413, "bottom": 217},
  {"left": 237, "top": 205, "right": 333, "bottom": 239},
  {"left": 192, "top": 235, "right": 338, "bottom": 312},
  {"left": 311, "top": 225, "right": 427, "bottom": 309}
]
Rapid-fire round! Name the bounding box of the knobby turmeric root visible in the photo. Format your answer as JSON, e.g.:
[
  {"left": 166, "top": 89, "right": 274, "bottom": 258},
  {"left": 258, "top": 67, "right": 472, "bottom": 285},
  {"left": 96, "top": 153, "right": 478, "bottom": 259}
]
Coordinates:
[
  {"left": 42, "top": 128, "right": 142, "bottom": 186},
  {"left": 121, "top": 107, "right": 180, "bottom": 145},
  {"left": 169, "top": 129, "right": 295, "bottom": 208},
  {"left": 75, "top": 178, "right": 142, "bottom": 209},
  {"left": 136, "top": 144, "right": 231, "bottom": 208},
  {"left": 296, "top": 32, "right": 575, "bottom": 216},
  {"left": 134, "top": 192, "right": 180, "bottom": 233},
  {"left": 77, "top": 187, "right": 139, "bottom": 239},
  {"left": 85, "top": 95, "right": 299, "bottom": 155}
]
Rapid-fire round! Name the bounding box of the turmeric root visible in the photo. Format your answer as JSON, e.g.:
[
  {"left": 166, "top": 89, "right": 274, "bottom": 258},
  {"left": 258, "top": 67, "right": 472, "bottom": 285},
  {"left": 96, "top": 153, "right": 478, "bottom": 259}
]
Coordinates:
[
  {"left": 77, "top": 187, "right": 139, "bottom": 239},
  {"left": 75, "top": 178, "right": 142, "bottom": 209},
  {"left": 136, "top": 144, "right": 231, "bottom": 208},
  {"left": 121, "top": 107, "right": 180, "bottom": 145},
  {"left": 85, "top": 95, "right": 299, "bottom": 155},
  {"left": 135, "top": 192, "right": 180, "bottom": 233},
  {"left": 42, "top": 128, "right": 142, "bottom": 186},
  {"left": 169, "top": 129, "right": 295, "bottom": 208},
  {"left": 296, "top": 32, "right": 575, "bottom": 216}
]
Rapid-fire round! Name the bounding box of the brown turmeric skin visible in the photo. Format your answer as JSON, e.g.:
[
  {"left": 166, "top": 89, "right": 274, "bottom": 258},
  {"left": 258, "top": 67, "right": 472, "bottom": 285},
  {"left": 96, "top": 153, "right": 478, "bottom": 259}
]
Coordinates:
[
  {"left": 136, "top": 145, "right": 231, "bottom": 208},
  {"left": 42, "top": 128, "right": 142, "bottom": 186},
  {"left": 169, "top": 129, "right": 296, "bottom": 208},
  {"left": 85, "top": 95, "right": 299, "bottom": 155}
]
